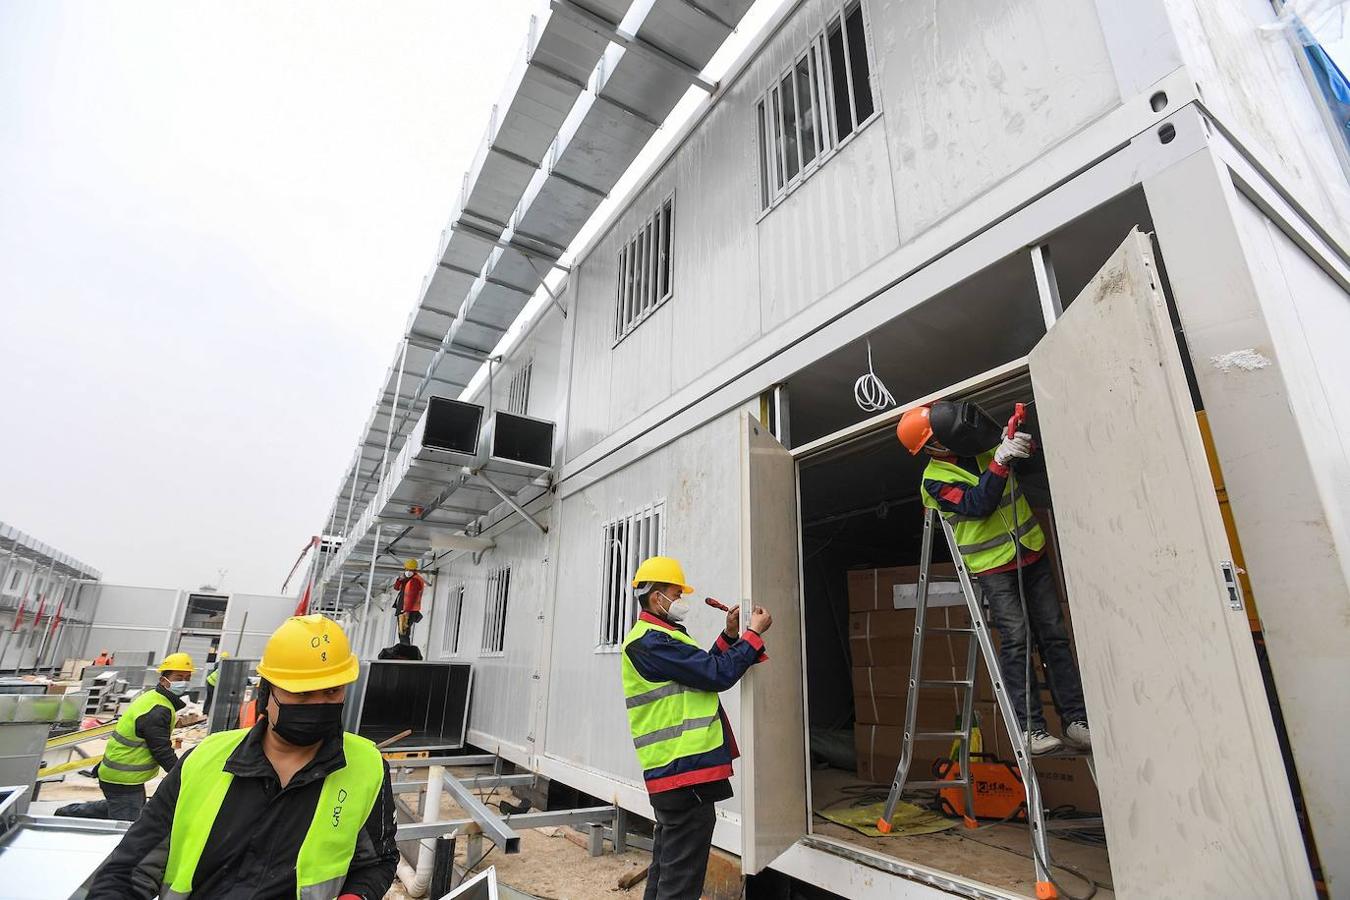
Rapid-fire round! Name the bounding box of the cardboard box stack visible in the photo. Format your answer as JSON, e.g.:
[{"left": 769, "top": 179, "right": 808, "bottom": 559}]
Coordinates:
[{"left": 847, "top": 556, "right": 1099, "bottom": 815}]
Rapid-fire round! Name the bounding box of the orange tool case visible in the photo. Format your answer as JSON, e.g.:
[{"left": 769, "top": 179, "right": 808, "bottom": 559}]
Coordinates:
[{"left": 933, "top": 754, "right": 1027, "bottom": 822}]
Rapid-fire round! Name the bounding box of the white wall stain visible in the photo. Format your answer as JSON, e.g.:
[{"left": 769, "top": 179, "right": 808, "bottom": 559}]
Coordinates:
[{"left": 1209, "top": 348, "right": 1272, "bottom": 373}]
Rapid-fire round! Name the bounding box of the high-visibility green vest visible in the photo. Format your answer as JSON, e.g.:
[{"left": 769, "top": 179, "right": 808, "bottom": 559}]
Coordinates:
[
  {"left": 206, "top": 667, "right": 219, "bottom": 687},
  {"left": 162, "top": 728, "right": 383, "bottom": 900},
  {"left": 921, "top": 451, "right": 1046, "bottom": 574},
  {"left": 99, "top": 689, "right": 177, "bottom": 785},
  {"left": 620, "top": 619, "right": 723, "bottom": 774}
]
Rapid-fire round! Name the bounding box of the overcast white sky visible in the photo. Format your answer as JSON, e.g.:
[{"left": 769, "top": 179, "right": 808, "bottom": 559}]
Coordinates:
[
  {"left": 0, "top": 1, "right": 540, "bottom": 593},
  {"left": 1, "top": 2, "right": 1346, "bottom": 596}
]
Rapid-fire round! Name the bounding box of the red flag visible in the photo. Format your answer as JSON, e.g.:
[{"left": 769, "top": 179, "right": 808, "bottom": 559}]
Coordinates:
[
  {"left": 32, "top": 598, "right": 45, "bottom": 628},
  {"left": 12, "top": 598, "right": 25, "bottom": 630},
  {"left": 49, "top": 600, "right": 64, "bottom": 636},
  {"left": 293, "top": 581, "right": 311, "bottom": 617}
]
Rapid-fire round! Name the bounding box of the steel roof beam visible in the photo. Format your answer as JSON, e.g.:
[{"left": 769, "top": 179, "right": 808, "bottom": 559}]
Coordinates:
[
  {"left": 449, "top": 221, "right": 571, "bottom": 272},
  {"left": 549, "top": 0, "right": 718, "bottom": 94}
]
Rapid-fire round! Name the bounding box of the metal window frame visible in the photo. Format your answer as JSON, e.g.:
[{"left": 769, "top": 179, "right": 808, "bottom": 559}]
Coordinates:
[
  {"left": 756, "top": 4, "right": 880, "bottom": 214},
  {"left": 780, "top": 68, "right": 801, "bottom": 183},
  {"left": 448, "top": 583, "right": 466, "bottom": 657},
  {"left": 612, "top": 193, "right": 678, "bottom": 346},
  {"left": 480, "top": 565, "right": 511, "bottom": 656},
  {"left": 596, "top": 500, "right": 667, "bottom": 652},
  {"left": 508, "top": 358, "right": 533, "bottom": 415}
]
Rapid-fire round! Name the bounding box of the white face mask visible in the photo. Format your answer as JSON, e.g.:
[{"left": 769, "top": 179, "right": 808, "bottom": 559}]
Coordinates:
[
  {"left": 659, "top": 591, "right": 690, "bottom": 623},
  {"left": 164, "top": 680, "right": 190, "bottom": 695}
]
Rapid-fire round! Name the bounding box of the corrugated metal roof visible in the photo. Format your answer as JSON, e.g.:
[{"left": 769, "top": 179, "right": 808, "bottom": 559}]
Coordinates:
[
  {"left": 317, "top": 0, "right": 760, "bottom": 603},
  {"left": 0, "top": 521, "right": 101, "bottom": 581}
]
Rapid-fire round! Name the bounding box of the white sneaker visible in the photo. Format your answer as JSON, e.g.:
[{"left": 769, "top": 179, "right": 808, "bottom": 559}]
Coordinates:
[
  {"left": 1064, "top": 720, "right": 1091, "bottom": 751},
  {"left": 1027, "top": 729, "right": 1063, "bottom": 756}
]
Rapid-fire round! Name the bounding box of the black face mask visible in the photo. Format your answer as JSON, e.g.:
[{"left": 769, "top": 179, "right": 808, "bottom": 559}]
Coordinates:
[{"left": 270, "top": 701, "right": 344, "bottom": 747}]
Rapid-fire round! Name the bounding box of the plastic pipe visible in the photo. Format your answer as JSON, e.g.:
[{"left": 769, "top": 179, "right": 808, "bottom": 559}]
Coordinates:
[{"left": 396, "top": 764, "right": 445, "bottom": 897}]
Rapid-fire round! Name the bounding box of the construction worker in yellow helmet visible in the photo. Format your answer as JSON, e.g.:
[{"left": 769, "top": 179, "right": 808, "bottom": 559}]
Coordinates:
[
  {"left": 87, "top": 615, "right": 398, "bottom": 900},
  {"left": 204, "top": 649, "right": 231, "bottom": 712},
  {"left": 621, "top": 556, "right": 772, "bottom": 900},
  {"left": 56, "top": 653, "right": 195, "bottom": 822},
  {"left": 393, "top": 558, "right": 428, "bottom": 649}
]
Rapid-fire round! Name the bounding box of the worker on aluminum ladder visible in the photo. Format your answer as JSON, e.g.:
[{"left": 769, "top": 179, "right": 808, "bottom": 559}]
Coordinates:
[
  {"left": 55, "top": 652, "right": 194, "bottom": 822},
  {"left": 85, "top": 615, "right": 398, "bottom": 900},
  {"left": 393, "top": 559, "right": 427, "bottom": 646},
  {"left": 203, "top": 650, "right": 229, "bottom": 714},
  {"left": 897, "top": 402, "right": 1090, "bottom": 755},
  {"left": 621, "top": 556, "right": 771, "bottom": 900}
]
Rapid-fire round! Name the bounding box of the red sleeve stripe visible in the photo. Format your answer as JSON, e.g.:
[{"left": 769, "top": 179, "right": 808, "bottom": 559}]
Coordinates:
[{"left": 938, "top": 485, "right": 965, "bottom": 504}]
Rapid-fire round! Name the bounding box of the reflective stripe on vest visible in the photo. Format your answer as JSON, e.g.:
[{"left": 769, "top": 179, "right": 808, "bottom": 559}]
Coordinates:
[
  {"left": 620, "top": 620, "right": 723, "bottom": 773},
  {"left": 921, "top": 452, "right": 1046, "bottom": 574},
  {"left": 99, "top": 690, "right": 176, "bottom": 785},
  {"left": 206, "top": 668, "right": 219, "bottom": 687},
  {"left": 163, "top": 728, "right": 383, "bottom": 900}
]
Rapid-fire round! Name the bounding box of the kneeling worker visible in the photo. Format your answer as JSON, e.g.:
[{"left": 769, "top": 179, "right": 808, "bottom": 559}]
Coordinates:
[
  {"left": 622, "top": 556, "right": 772, "bottom": 900},
  {"left": 56, "top": 652, "right": 194, "bottom": 821},
  {"left": 897, "top": 402, "right": 1090, "bottom": 755},
  {"left": 87, "top": 614, "right": 397, "bottom": 900}
]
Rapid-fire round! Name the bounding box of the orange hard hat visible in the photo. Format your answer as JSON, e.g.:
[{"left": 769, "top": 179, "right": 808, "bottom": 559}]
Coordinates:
[{"left": 896, "top": 406, "right": 933, "bottom": 455}]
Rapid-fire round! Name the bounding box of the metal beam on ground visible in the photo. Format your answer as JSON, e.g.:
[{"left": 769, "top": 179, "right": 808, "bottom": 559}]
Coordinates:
[
  {"left": 438, "top": 771, "right": 521, "bottom": 853},
  {"left": 394, "top": 805, "right": 617, "bottom": 842}
]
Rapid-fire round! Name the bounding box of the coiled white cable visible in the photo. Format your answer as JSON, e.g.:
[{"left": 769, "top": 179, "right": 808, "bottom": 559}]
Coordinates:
[{"left": 853, "top": 339, "right": 896, "bottom": 412}]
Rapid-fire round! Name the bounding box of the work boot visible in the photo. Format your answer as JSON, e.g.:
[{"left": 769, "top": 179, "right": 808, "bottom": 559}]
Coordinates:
[
  {"left": 1064, "top": 721, "right": 1091, "bottom": 751},
  {"left": 1027, "top": 729, "right": 1063, "bottom": 756}
]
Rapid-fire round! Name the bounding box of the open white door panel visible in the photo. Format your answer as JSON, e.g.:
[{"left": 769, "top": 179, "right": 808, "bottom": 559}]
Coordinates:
[
  {"left": 737, "top": 412, "right": 808, "bottom": 875},
  {"left": 1029, "top": 230, "right": 1313, "bottom": 897}
]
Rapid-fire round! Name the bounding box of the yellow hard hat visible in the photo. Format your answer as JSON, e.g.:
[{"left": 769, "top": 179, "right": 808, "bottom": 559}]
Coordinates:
[
  {"left": 256, "top": 614, "right": 359, "bottom": 693},
  {"left": 631, "top": 556, "right": 694, "bottom": 594},
  {"left": 220, "top": 651, "right": 230, "bottom": 659},
  {"left": 157, "top": 652, "right": 196, "bottom": 673},
  {"left": 404, "top": 559, "right": 419, "bottom": 570}
]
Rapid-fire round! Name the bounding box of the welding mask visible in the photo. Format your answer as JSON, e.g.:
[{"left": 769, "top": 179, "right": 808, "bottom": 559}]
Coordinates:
[{"left": 928, "top": 401, "right": 1002, "bottom": 457}]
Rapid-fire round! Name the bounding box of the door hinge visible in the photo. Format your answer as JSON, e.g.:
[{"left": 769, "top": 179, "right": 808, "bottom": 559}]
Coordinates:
[{"left": 1220, "top": 561, "right": 1244, "bottom": 612}]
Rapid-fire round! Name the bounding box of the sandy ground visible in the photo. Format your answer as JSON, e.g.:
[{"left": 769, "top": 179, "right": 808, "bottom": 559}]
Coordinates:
[
  {"left": 34, "top": 739, "right": 652, "bottom": 900},
  {"left": 385, "top": 767, "right": 651, "bottom": 900}
]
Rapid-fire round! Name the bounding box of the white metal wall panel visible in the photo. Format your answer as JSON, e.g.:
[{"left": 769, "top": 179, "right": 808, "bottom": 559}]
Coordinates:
[
  {"left": 220, "top": 593, "right": 296, "bottom": 659},
  {"left": 669, "top": 89, "right": 764, "bottom": 392},
  {"left": 546, "top": 409, "right": 749, "bottom": 808},
  {"left": 435, "top": 516, "right": 550, "bottom": 751},
  {"left": 564, "top": 252, "right": 615, "bottom": 460},
  {"left": 757, "top": 120, "right": 900, "bottom": 332},
  {"left": 873, "top": 0, "right": 1118, "bottom": 243},
  {"left": 1226, "top": 192, "right": 1350, "bottom": 895},
  {"left": 1160, "top": 0, "right": 1350, "bottom": 244}
]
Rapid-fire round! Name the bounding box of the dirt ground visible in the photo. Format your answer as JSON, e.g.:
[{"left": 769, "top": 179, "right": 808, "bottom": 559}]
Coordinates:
[
  {"left": 385, "top": 767, "right": 651, "bottom": 900},
  {"left": 34, "top": 739, "right": 652, "bottom": 900}
]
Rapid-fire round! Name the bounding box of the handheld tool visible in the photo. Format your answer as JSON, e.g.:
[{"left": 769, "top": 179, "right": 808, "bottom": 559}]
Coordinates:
[
  {"left": 705, "top": 598, "right": 768, "bottom": 661},
  {"left": 1006, "top": 402, "right": 1026, "bottom": 439}
]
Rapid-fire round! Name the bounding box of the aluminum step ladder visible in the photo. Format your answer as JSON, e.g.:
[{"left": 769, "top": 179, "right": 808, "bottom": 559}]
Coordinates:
[{"left": 876, "top": 506, "right": 1079, "bottom": 899}]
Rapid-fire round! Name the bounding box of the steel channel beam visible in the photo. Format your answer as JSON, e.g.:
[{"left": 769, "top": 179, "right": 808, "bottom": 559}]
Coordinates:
[
  {"left": 390, "top": 754, "right": 499, "bottom": 769},
  {"left": 392, "top": 773, "right": 536, "bottom": 794},
  {"left": 395, "top": 805, "right": 616, "bottom": 842},
  {"left": 438, "top": 772, "right": 521, "bottom": 853}
]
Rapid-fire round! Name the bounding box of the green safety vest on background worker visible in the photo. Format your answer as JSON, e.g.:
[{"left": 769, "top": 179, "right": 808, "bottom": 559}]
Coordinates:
[
  {"left": 99, "top": 689, "right": 178, "bottom": 785},
  {"left": 920, "top": 450, "right": 1047, "bottom": 574},
  {"left": 161, "top": 727, "right": 383, "bottom": 900},
  {"left": 206, "top": 667, "right": 219, "bottom": 687},
  {"left": 621, "top": 619, "right": 724, "bottom": 774}
]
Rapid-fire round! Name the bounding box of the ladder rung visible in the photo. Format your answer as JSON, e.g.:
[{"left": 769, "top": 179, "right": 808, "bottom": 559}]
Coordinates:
[
  {"left": 925, "top": 627, "right": 976, "bottom": 635},
  {"left": 902, "top": 779, "right": 965, "bottom": 790},
  {"left": 918, "top": 679, "right": 974, "bottom": 688},
  {"left": 914, "top": 730, "right": 966, "bottom": 739}
]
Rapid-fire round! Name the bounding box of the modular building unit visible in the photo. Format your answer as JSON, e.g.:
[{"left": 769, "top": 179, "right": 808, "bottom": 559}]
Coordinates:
[{"left": 320, "top": 0, "right": 1350, "bottom": 897}]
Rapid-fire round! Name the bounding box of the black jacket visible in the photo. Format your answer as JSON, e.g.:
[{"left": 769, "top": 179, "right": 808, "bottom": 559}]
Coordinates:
[
  {"left": 135, "top": 685, "right": 187, "bottom": 775},
  {"left": 87, "top": 721, "right": 399, "bottom": 900}
]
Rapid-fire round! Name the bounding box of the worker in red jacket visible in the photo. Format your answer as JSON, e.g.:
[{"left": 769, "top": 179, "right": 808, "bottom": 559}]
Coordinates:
[{"left": 393, "top": 560, "right": 428, "bottom": 646}]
